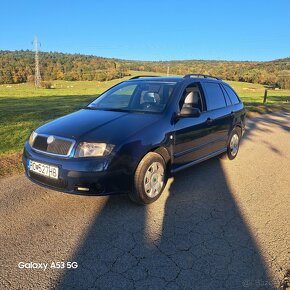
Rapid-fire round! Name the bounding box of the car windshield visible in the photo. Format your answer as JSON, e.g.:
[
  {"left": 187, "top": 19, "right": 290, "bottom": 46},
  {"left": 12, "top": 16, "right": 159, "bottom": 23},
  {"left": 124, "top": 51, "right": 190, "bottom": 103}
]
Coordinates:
[{"left": 87, "top": 81, "right": 177, "bottom": 113}]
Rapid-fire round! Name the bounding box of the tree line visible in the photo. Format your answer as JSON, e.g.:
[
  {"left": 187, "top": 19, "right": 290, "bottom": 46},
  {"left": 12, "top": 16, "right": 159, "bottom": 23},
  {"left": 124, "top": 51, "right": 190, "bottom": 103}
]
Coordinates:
[
  {"left": 0, "top": 50, "right": 130, "bottom": 84},
  {"left": 0, "top": 50, "right": 289, "bottom": 88},
  {"left": 120, "top": 58, "right": 290, "bottom": 89}
]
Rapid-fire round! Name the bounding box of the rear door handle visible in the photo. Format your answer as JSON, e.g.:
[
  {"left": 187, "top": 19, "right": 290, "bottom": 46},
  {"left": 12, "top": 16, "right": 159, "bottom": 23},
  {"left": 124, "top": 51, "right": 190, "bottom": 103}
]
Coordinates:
[{"left": 206, "top": 118, "right": 213, "bottom": 125}]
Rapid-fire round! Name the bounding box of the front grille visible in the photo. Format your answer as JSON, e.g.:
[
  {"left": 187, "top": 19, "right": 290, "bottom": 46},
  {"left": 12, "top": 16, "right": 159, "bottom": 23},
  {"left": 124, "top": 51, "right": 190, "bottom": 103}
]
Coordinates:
[
  {"left": 29, "top": 171, "right": 67, "bottom": 189},
  {"left": 32, "top": 135, "right": 74, "bottom": 156}
]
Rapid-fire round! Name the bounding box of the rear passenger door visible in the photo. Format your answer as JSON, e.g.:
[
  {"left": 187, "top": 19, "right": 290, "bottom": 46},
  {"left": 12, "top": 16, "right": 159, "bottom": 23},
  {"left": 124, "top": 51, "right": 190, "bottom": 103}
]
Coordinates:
[{"left": 200, "top": 82, "right": 233, "bottom": 152}]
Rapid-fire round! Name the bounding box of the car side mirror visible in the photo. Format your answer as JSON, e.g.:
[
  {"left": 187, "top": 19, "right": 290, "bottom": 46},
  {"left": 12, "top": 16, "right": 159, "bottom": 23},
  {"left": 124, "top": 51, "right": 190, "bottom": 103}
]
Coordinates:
[{"left": 178, "top": 107, "right": 201, "bottom": 118}]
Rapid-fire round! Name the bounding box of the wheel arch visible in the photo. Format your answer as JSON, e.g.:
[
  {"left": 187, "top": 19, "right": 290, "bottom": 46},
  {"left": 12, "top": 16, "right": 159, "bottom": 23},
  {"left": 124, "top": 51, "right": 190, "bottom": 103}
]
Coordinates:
[
  {"left": 151, "top": 146, "right": 171, "bottom": 164},
  {"left": 235, "top": 124, "right": 243, "bottom": 136},
  {"left": 150, "top": 146, "right": 172, "bottom": 175}
]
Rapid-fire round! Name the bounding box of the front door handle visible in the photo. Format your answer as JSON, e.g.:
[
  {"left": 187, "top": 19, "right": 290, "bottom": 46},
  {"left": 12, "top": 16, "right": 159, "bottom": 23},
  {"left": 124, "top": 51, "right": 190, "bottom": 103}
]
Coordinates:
[{"left": 206, "top": 118, "right": 213, "bottom": 125}]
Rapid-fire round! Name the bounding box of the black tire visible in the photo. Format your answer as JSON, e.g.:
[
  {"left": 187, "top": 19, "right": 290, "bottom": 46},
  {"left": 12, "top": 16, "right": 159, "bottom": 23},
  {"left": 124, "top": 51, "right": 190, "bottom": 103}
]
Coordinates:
[
  {"left": 129, "top": 152, "right": 168, "bottom": 205},
  {"left": 225, "top": 128, "right": 241, "bottom": 160}
]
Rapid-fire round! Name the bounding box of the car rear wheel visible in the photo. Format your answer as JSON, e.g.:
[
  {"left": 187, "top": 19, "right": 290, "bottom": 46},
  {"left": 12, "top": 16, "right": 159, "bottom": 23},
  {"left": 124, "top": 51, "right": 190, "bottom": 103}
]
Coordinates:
[
  {"left": 129, "top": 152, "right": 167, "bottom": 205},
  {"left": 226, "top": 128, "right": 241, "bottom": 160}
]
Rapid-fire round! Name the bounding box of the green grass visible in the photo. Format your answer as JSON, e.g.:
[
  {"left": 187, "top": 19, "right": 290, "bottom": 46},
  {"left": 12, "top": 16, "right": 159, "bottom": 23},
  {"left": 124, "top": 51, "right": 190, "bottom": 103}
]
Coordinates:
[
  {"left": 226, "top": 80, "right": 290, "bottom": 114},
  {"left": 0, "top": 77, "right": 131, "bottom": 156},
  {"left": 0, "top": 72, "right": 289, "bottom": 157},
  {"left": 227, "top": 80, "right": 290, "bottom": 104}
]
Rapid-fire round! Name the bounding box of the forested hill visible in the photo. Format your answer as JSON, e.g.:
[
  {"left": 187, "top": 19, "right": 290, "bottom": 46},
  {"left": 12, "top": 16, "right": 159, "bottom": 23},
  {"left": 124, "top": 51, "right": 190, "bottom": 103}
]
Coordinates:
[
  {"left": 0, "top": 50, "right": 130, "bottom": 84},
  {"left": 0, "top": 50, "right": 289, "bottom": 88}
]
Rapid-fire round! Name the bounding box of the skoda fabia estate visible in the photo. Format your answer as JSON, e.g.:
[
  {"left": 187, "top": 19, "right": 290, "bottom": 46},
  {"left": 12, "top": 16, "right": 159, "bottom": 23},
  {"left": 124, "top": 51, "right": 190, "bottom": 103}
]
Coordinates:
[{"left": 23, "top": 74, "right": 246, "bottom": 204}]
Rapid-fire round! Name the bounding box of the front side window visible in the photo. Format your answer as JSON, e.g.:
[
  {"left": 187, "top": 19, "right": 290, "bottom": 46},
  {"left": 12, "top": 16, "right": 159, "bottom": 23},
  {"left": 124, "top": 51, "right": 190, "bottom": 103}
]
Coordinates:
[
  {"left": 88, "top": 81, "right": 177, "bottom": 113},
  {"left": 179, "top": 83, "right": 203, "bottom": 111},
  {"left": 202, "top": 82, "right": 226, "bottom": 110}
]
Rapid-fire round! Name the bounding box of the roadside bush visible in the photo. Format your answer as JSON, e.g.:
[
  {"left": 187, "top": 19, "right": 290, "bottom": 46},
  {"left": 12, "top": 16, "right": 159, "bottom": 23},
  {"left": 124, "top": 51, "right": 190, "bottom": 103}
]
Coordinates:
[{"left": 42, "top": 81, "right": 54, "bottom": 89}]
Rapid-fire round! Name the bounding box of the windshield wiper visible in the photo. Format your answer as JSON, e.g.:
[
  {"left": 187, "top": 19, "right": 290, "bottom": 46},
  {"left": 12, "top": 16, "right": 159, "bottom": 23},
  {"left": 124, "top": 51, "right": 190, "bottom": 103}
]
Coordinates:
[
  {"left": 85, "top": 106, "right": 128, "bottom": 112},
  {"left": 102, "top": 108, "right": 129, "bottom": 112},
  {"left": 85, "top": 106, "right": 99, "bottom": 110}
]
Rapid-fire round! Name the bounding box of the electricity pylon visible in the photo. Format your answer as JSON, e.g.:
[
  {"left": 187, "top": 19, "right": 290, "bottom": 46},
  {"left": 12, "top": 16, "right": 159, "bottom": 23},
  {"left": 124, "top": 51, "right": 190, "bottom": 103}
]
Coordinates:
[{"left": 33, "top": 35, "right": 41, "bottom": 88}]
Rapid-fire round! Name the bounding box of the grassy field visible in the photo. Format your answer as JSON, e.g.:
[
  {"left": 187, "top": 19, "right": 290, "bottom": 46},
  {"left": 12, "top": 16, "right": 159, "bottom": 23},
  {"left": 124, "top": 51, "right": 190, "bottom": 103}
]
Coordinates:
[
  {"left": 0, "top": 72, "right": 289, "bottom": 176},
  {"left": 226, "top": 80, "right": 290, "bottom": 107}
]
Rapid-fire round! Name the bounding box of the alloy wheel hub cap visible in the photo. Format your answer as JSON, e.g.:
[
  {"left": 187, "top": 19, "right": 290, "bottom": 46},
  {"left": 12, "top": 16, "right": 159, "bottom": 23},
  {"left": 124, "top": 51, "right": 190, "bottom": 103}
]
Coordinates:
[
  {"left": 144, "top": 162, "right": 164, "bottom": 198},
  {"left": 230, "top": 134, "right": 239, "bottom": 156}
]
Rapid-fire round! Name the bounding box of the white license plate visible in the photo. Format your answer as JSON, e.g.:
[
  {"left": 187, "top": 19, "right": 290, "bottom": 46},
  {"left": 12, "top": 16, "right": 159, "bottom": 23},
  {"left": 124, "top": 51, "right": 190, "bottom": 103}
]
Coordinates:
[{"left": 28, "top": 160, "right": 59, "bottom": 179}]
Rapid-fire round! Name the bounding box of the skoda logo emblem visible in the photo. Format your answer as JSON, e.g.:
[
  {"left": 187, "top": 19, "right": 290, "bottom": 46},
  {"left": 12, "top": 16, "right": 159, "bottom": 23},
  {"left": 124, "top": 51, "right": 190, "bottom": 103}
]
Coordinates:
[{"left": 47, "top": 136, "right": 55, "bottom": 144}]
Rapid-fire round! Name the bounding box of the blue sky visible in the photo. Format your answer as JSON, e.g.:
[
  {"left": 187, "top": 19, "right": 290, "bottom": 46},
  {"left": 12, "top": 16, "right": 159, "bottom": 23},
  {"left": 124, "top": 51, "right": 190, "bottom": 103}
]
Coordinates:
[{"left": 0, "top": 0, "right": 289, "bottom": 61}]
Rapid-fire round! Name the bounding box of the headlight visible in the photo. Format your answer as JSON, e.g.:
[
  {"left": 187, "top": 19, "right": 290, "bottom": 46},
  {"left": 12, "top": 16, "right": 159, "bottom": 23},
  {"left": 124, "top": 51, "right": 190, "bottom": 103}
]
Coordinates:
[
  {"left": 74, "top": 142, "right": 114, "bottom": 157},
  {"left": 28, "top": 131, "right": 37, "bottom": 146}
]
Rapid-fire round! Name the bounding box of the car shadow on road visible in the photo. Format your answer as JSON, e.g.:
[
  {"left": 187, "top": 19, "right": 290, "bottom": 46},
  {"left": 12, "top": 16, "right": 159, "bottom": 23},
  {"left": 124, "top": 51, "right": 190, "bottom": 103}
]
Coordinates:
[
  {"left": 244, "top": 111, "right": 290, "bottom": 140},
  {"left": 241, "top": 110, "right": 290, "bottom": 156},
  {"left": 55, "top": 157, "right": 274, "bottom": 289}
]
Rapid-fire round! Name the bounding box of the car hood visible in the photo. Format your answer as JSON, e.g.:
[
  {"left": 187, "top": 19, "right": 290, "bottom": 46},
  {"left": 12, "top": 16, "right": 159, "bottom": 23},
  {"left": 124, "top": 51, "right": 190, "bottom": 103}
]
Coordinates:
[{"left": 36, "top": 109, "right": 161, "bottom": 144}]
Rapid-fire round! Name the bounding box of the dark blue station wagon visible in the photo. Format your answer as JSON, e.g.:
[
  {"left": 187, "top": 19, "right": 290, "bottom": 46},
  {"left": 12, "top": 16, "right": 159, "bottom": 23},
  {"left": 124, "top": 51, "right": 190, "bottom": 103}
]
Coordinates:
[{"left": 23, "top": 74, "right": 246, "bottom": 204}]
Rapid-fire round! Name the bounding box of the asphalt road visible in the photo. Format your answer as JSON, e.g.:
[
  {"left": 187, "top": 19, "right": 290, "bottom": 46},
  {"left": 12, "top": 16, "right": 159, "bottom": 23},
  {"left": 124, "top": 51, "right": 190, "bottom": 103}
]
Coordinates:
[{"left": 1, "top": 111, "right": 289, "bottom": 290}]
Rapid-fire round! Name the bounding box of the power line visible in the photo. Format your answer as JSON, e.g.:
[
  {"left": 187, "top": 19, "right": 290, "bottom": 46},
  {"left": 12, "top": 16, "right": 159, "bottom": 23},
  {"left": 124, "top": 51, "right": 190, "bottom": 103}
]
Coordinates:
[{"left": 33, "top": 35, "right": 41, "bottom": 88}]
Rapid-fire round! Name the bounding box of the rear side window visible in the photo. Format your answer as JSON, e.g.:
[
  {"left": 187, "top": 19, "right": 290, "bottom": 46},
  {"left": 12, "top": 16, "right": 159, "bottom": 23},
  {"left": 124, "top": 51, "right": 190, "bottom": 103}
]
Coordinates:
[
  {"left": 223, "top": 84, "right": 240, "bottom": 105},
  {"left": 203, "top": 82, "right": 226, "bottom": 110}
]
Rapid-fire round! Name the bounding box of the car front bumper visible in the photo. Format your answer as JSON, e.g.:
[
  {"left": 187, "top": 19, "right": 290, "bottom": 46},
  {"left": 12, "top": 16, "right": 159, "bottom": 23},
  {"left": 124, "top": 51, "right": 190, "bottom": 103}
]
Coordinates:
[{"left": 23, "top": 142, "right": 131, "bottom": 195}]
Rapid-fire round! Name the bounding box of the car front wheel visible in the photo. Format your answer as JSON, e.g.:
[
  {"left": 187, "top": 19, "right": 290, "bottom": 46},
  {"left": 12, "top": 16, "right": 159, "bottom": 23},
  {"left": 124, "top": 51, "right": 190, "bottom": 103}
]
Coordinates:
[{"left": 129, "top": 152, "right": 167, "bottom": 205}]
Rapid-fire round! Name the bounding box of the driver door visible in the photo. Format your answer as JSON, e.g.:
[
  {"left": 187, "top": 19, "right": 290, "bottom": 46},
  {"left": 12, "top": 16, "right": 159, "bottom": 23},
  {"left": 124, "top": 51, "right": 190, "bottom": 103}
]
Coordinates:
[{"left": 173, "top": 82, "right": 210, "bottom": 168}]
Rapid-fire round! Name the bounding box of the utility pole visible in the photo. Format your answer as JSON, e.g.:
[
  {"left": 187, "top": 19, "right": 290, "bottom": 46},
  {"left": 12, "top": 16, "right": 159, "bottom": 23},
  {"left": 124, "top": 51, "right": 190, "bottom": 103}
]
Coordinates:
[
  {"left": 167, "top": 65, "right": 170, "bottom": 76},
  {"left": 33, "top": 35, "right": 41, "bottom": 88}
]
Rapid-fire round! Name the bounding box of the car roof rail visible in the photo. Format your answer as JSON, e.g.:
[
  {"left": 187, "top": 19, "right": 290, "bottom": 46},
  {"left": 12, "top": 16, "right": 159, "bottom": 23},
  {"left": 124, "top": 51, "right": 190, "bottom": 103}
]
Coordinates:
[
  {"left": 129, "top": 75, "right": 160, "bottom": 80},
  {"left": 183, "top": 74, "right": 220, "bottom": 80}
]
